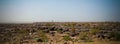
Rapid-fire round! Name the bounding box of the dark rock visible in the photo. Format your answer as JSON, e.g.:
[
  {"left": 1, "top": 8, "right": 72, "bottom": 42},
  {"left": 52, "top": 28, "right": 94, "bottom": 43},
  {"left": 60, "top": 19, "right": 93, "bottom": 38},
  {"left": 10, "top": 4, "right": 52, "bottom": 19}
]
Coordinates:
[
  {"left": 37, "top": 39, "right": 43, "bottom": 42},
  {"left": 50, "top": 27, "right": 55, "bottom": 31},
  {"left": 64, "top": 42, "right": 68, "bottom": 44},
  {"left": 70, "top": 33, "right": 79, "bottom": 37}
]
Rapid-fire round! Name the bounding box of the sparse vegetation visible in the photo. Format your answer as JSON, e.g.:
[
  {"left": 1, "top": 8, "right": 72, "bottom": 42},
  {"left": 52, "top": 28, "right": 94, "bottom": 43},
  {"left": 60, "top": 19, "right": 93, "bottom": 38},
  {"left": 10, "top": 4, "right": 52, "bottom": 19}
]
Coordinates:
[
  {"left": 0, "top": 22, "right": 120, "bottom": 44},
  {"left": 37, "top": 30, "right": 49, "bottom": 42},
  {"left": 90, "top": 29, "right": 100, "bottom": 35},
  {"left": 63, "top": 36, "right": 72, "bottom": 41},
  {"left": 79, "top": 32, "right": 93, "bottom": 42},
  {"left": 108, "top": 32, "right": 120, "bottom": 41}
]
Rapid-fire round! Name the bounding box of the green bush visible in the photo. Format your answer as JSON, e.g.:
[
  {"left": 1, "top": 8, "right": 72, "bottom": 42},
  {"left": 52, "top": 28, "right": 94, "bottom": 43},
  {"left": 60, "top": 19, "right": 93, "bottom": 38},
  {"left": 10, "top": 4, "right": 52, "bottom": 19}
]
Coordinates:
[
  {"left": 90, "top": 29, "right": 100, "bottom": 35},
  {"left": 79, "top": 32, "right": 88, "bottom": 40},
  {"left": 109, "top": 32, "right": 120, "bottom": 41},
  {"left": 63, "top": 36, "right": 72, "bottom": 41},
  {"left": 57, "top": 29, "right": 62, "bottom": 33},
  {"left": 79, "top": 32, "right": 93, "bottom": 42},
  {"left": 37, "top": 30, "right": 49, "bottom": 42}
]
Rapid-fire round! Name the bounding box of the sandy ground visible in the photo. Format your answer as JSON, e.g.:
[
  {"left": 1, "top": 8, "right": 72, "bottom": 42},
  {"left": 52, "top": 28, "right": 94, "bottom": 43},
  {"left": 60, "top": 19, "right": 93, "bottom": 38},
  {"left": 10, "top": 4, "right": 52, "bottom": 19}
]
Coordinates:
[{"left": 22, "top": 41, "right": 120, "bottom": 44}]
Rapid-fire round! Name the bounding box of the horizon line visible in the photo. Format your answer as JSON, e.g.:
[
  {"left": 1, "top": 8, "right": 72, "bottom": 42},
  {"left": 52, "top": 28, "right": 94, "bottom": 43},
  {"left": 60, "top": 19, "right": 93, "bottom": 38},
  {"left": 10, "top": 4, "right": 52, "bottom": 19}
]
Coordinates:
[{"left": 0, "top": 21, "right": 120, "bottom": 24}]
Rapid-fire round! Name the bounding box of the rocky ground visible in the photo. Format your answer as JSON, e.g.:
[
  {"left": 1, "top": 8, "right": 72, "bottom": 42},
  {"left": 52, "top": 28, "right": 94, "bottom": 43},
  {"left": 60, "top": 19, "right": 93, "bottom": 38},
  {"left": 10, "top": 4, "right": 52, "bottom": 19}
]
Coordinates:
[{"left": 0, "top": 22, "right": 120, "bottom": 44}]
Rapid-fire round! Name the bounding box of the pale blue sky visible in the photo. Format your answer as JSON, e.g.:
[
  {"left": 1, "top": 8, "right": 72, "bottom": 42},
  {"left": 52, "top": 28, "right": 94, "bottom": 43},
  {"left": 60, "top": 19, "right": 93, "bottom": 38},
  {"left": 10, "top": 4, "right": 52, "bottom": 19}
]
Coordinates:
[{"left": 0, "top": 0, "right": 120, "bottom": 23}]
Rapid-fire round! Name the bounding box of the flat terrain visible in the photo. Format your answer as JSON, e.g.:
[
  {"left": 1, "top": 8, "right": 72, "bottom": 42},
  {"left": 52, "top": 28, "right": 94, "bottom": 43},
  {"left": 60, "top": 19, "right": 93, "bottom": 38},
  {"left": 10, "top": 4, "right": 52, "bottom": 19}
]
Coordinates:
[{"left": 0, "top": 22, "right": 120, "bottom": 44}]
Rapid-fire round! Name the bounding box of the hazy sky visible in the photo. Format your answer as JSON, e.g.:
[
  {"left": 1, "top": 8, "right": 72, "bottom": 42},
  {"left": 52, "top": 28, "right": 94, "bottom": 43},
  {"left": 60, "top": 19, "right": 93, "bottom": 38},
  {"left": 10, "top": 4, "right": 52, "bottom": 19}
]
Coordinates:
[{"left": 0, "top": 0, "right": 120, "bottom": 23}]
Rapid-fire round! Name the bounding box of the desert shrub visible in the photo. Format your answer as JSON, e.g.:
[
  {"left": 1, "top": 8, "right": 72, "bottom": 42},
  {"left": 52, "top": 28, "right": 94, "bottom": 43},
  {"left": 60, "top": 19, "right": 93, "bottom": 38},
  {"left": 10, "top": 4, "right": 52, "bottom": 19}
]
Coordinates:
[
  {"left": 56, "top": 28, "right": 62, "bottom": 33},
  {"left": 79, "top": 32, "right": 93, "bottom": 42},
  {"left": 108, "top": 32, "right": 120, "bottom": 41},
  {"left": 63, "top": 36, "right": 72, "bottom": 41},
  {"left": 37, "top": 30, "right": 49, "bottom": 42},
  {"left": 71, "top": 39, "right": 79, "bottom": 44},
  {"left": 70, "top": 23, "right": 76, "bottom": 33},
  {"left": 79, "top": 32, "right": 88, "bottom": 40},
  {"left": 90, "top": 29, "right": 100, "bottom": 35}
]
